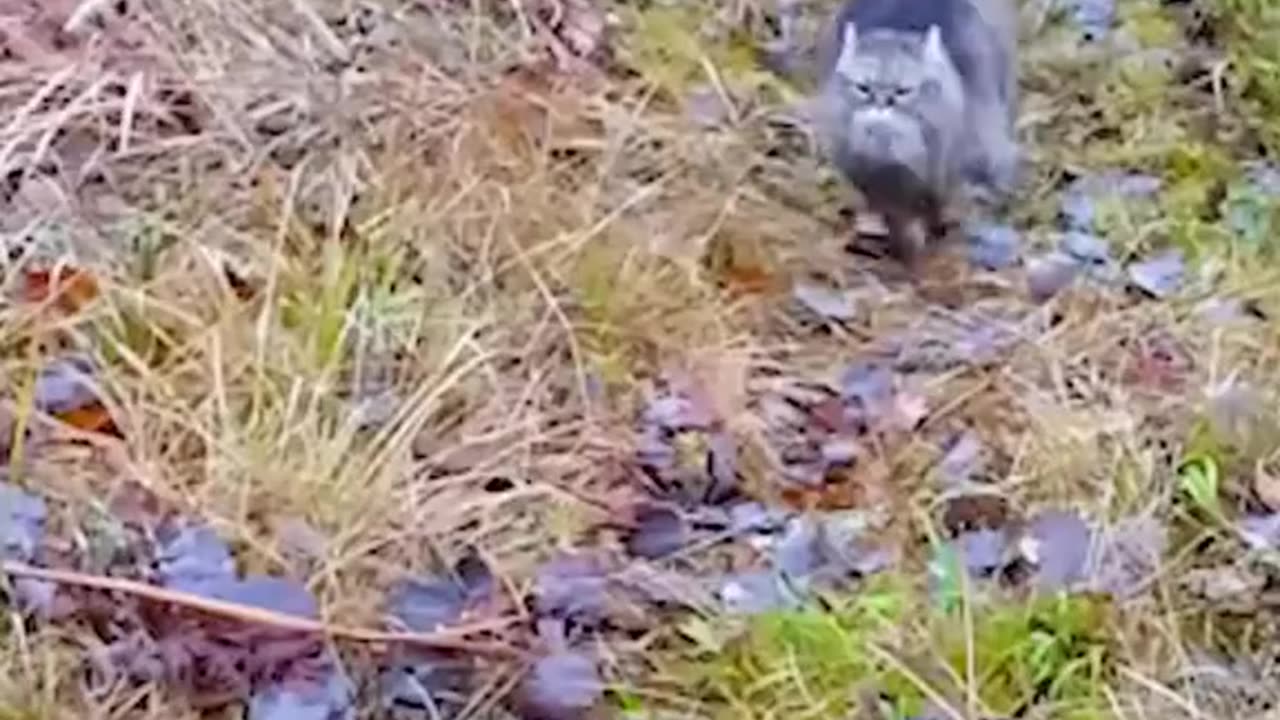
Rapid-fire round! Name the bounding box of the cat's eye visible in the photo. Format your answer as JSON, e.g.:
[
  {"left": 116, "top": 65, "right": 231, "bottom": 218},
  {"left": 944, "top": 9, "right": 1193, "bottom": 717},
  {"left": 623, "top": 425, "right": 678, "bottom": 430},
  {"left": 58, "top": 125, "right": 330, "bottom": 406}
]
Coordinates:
[{"left": 853, "top": 82, "right": 872, "bottom": 96}]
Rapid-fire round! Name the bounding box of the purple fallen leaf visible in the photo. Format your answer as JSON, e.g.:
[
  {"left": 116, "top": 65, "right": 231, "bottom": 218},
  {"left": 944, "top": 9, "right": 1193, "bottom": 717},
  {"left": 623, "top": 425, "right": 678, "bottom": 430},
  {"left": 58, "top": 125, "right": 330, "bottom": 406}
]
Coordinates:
[
  {"left": 956, "top": 528, "right": 1010, "bottom": 577},
  {"left": 719, "top": 570, "right": 803, "bottom": 614},
  {"left": 154, "top": 523, "right": 236, "bottom": 594},
  {"left": 966, "top": 221, "right": 1022, "bottom": 270},
  {"left": 626, "top": 506, "right": 687, "bottom": 559},
  {"left": 1195, "top": 297, "right": 1265, "bottom": 325},
  {"left": 726, "top": 501, "right": 789, "bottom": 535},
  {"left": 0, "top": 483, "right": 47, "bottom": 562},
  {"left": 514, "top": 650, "right": 603, "bottom": 720},
  {"left": 388, "top": 577, "right": 467, "bottom": 631},
  {"left": 533, "top": 553, "right": 611, "bottom": 624},
  {"left": 1060, "top": 188, "right": 1099, "bottom": 231},
  {"left": 937, "top": 430, "right": 984, "bottom": 487},
  {"left": 840, "top": 360, "right": 895, "bottom": 429},
  {"left": 816, "top": 510, "right": 896, "bottom": 578},
  {"left": 1239, "top": 513, "right": 1280, "bottom": 551},
  {"left": 33, "top": 353, "right": 101, "bottom": 414},
  {"left": 774, "top": 516, "right": 820, "bottom": 579},
  {"left": 635, "top": 426, "right": 675, "bottom": 472},
  {"left": 1023, "top": 509, "right": 1092, "bottom": 590},
  {"left": 792, "top": 281, "right": 857, "bottom": 321},
  {"left": 247, "top": 660, "right": 355, "bottom": 720},
  {"left": 1027, "top": 253, "right": 1082, "bottom": 302},
  {"left": 13, "top": 577, "right": 57, "bottom": 617},
  {"left": 775, "top": 512, "right": 893, "bottom": 584},
  {"left": 379, "top": 649, "right": 474, "bottom": 714},
  {"left": 216, "top": 576, "right": 319, "bottom": 619},
  {"left": 1060, "top": 231, "right": 1112, "bottom": 267},
  {"left": 1128, "top": 249, "right": 1185, "bottom": 299},
  {"left": 1070, "top": 0, "right": 1111, "bottom": 39}
]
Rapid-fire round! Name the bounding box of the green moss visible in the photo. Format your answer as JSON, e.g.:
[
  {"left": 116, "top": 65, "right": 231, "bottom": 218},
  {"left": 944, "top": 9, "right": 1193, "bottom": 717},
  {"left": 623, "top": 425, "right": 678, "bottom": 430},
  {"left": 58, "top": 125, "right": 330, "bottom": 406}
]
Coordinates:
[
  {"left": 1221, "top": 0, "right": 1280, "bottom": 156},
  {"left": 616, "top": 4, "right": 798, "bottom": 108},
  {"left": 661, "top": 577, "right": 1118, "bottom": 719}
]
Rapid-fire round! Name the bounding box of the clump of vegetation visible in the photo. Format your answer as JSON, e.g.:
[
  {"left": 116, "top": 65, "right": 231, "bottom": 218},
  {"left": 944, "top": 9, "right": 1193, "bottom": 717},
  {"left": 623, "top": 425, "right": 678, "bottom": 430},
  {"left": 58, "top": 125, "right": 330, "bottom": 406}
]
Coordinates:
[{"left": 664, "top": 579, "right": 1115, "bottom": 719}]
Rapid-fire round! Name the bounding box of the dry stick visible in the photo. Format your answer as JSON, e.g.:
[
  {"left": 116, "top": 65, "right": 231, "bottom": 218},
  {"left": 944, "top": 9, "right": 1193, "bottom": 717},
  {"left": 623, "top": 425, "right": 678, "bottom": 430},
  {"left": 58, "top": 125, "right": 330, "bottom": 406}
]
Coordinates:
[{"left": 1, "top": 562, "right": 529, "bottom": 660}]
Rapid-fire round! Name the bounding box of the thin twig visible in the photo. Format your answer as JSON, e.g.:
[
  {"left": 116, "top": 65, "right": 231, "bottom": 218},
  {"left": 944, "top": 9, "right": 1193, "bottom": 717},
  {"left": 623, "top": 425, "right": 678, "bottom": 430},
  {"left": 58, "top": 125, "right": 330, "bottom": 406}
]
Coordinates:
[{"left": 2, "top": 561, "right": 528, "bottom": 659}]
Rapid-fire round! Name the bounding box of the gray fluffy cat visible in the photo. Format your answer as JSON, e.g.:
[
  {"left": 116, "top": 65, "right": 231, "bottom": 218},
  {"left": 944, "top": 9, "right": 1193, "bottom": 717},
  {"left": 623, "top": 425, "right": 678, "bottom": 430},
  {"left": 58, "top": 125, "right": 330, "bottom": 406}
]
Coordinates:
[{"left": 813, "top": 0, "right": 1020, "bottom": 263}]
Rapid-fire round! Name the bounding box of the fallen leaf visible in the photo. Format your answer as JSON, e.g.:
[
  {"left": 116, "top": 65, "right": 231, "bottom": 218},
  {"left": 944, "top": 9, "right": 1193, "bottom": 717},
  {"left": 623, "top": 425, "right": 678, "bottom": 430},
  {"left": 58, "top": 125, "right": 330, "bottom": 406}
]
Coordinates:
[
  {"left": 774, "top": 511, "right": 894, "bottom": 585},
  {"left": 378, "top": 648, "right": 474, "bottom": 715},
  {"left": 32, "top": 354, "right": 101, "bottom": 414},
  {"left": 215, "top": 576, "right": 319, "bottom": 619},
  {"left": 1020, "top": 509, "right": 1092, "bottom": 590},
  {"left": 1026, "top": 253, "right": 1082, "bottom": 302},
  {"left": 153, "top": 523, "right": 237, "bottom": 594},
  {"left": 0, "top": 482, "right": 47, "bottom": 562},
  {"left": 54, "top": 405, "right": 118, "bottom": 434},
  {"left": 247, "top": 661, "right": 355, "bottom": 720},
  {"left": 726, "top": 501, "right": 791, "bottom": 535},
  {"left": 387, "top": 554, "right": 495, "bottom": 632},
  {"left": 1059, "top": 231, "right": 1113, "bottom": 268},
  {"left": 533, "top": 553, "right": 611, "bottom": 625},
  {"left": 937, "top": 430, "right": 985, "bottom": 487},
  {"left": 1238, "top": 513, "right": 1280, "bottom": 551},
  {"left": 966, "top": 221, "right": 1022, "bottom": 270},
  {"left": 719, "top": 571, "right": 803, "bottom": 615},
  {"left": 21, "top": 265, "right": 100, "bottom": 312},
  {"left": 721, "top": 262, "right": 777, "bottom": 295},
  {"left": 792, "top": 281, "right": 857, "bottom": 321},
  {"left": 513, "top": 649, "right": 603, "bottom": 720},
  {"left": 839, "top": 361, "right": 896, "bottom": 430},
  {"left": 625, "top": 506, "right": 686, "bottom": 559},
  {"left": 892, "top": 390, "right": 929, "bottom": 430},
  {"left": 1127, "top": 249, "right": 1185, "bottom": 299},
  {"left": 0, "top": 483, "right": 53, "bottom": 614},
  {"left": 955, "top": 528, "right": 1011, "bottom": 577}
]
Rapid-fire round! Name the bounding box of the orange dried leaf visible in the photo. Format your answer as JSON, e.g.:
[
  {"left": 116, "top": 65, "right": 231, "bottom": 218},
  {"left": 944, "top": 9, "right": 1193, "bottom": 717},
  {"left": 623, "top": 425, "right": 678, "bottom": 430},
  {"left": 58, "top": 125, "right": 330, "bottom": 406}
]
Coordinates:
[
  {"left": 23, "top": 266, "right": 100, "bottom": 312},
  {"left": 722, "top": 264, "right": 778, "bottom": 296},
  {"left": 54, "top": 403, "right": 119, "bottom": 435}
]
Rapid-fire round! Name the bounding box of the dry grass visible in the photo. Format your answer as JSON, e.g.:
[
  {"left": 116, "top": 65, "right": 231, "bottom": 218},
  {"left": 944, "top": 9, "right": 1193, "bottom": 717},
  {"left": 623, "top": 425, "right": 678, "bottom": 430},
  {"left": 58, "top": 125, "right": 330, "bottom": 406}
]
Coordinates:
[{"left": 0, "top": 0, "right": 1279, "bottom": 717}]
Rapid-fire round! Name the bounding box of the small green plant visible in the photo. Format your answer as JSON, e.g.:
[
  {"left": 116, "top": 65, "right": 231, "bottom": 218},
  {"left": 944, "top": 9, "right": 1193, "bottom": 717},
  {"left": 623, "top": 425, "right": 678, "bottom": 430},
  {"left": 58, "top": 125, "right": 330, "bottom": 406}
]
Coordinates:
[{"left": 1177, "top": 450, "right": 1223, "bottom": 520}]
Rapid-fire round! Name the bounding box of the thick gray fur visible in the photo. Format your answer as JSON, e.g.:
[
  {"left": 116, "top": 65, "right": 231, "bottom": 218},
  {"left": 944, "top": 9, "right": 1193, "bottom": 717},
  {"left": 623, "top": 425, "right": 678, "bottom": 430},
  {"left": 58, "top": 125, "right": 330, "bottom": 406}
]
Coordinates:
[{"left": 813, "top": 0, "right": 1020, "bottom": 261}]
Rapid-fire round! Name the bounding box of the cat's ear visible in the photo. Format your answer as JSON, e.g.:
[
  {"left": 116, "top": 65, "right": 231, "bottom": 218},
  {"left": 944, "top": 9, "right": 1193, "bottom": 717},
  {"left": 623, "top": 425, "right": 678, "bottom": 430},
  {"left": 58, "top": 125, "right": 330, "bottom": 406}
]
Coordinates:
[
  {"left": 835, "top": 22, "right": 859, "bottom": 73},
  {"left": 921, "top": 24, "right": 949, "bottom": 69}
]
